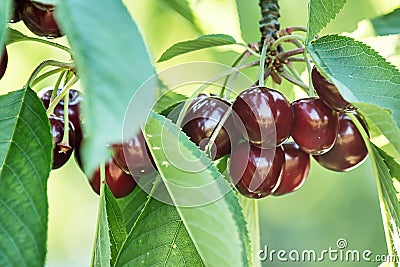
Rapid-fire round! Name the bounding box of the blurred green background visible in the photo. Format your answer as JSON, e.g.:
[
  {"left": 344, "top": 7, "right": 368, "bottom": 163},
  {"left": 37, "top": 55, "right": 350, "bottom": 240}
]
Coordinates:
[{"left": 1, "top": 0, "right": 400, "bottom": 266}]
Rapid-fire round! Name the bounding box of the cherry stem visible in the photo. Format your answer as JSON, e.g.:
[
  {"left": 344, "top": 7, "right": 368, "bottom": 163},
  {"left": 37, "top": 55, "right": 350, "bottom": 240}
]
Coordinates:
[
  {"left": 277, "top": 47, "right": 305, "bottom": 59},
  {"left": 31, "top": 68, "right": 64, "bottom": 87},
  {"left": 289, "top": 39, "right": 303, "bottom": 49},
  {"left": 284, "top": 62, "right": 302, "bottom": 82},
  {"left": 46, "top": 76, "right": 79, "bottom": 117},
  {"left": 24, "top": 36, "right": 72, "bottom": 54},
  {"left": 64, "top": 70, "right": 75, "bottom": 86},
  {"left": 271, "top": 34, "right": 305, "bottom": 51},
  {"left": 224, "top": 52, "right": 251, "bottom": 99},
  {"left": 60, "top": 93, "right": 70, "bottom": 149},
  {"left": 26, "top": 60, "right": 74, "bottom": 89},
  {"left": 279, "top": 69, "right": 308, "bottom": 90},
  {"left": 236, "top": 43, "right": 261, "bottom": 58},
  {"left": 48, "top": 70, "right": 66, "bottom": 114},
  {"left": 288, "top": 57, "right": 305, "bottom": 62},
  {"left": 220, "top": 52, "right": 247, "bottom": 98},
  {"left": 176, "top": 61, "right": 259, "bottom": 126},
  {"left": 258, "top": 40, "right": 269, "bottom": 87},
  {"left": 204, "top": 106, "right": 233, "bottom": 157},
  {"left": 251, "top": 67, "right": 271, "bottom": 87},
  {"left": 285, "top": 26, "right": 307, "bottom": 33},
  {"left": 303, "top": 50, "right": 314, "bottom": 96}
]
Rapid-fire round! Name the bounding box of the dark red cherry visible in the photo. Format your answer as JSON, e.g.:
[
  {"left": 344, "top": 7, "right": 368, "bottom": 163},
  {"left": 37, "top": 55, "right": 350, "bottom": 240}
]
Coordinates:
[
  {"left": 49, "top": 114, "right": 75, "bottom": 169},
  {"left": 90, "top": 158, "right": 137, "bottom": 198},
  {"left": 0, "top": 47, "right": 8, "bottom": 79},
  {"left": 9, "top": 0, "right": 21, "bottom": 23},
  {"left": 19, "top": 0, "right": 62, "bottom": 38},
  {"left": 311, "top": 66, "right": 356, "bottom": 112},
  {"left": 272, "top": 142, "right": 310, "bottom": 196},
  {"left": 229, "top": 142, "right": 285, "bottom": 198},
  {"left": 313, "top": 113, "right": 368, "bottom": 172},
  {"left": 291, "top": 98, "right": 339, "bottom": 155},
  {"left": 182, "top": 96, "right": 237, "bottom": 159},
  {"left": 232, "top": 87, "right": 292, "bottom": 148},
  {"left": 38, "top": 88, "right": 83, "bottom": 149},
  {"left": 111, "top": 131, "right": 156, "bottom": 177}
]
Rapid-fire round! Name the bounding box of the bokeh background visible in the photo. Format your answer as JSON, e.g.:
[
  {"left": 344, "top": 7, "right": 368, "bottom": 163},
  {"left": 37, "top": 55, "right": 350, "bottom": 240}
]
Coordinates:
[{"left": 1, "top": 0, "right": 400, "bottom": 266}]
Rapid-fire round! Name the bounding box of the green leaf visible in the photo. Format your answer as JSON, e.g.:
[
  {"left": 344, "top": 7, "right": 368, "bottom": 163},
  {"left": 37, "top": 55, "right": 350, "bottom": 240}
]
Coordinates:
[
  {"left": 143, "top": 112, "right": 251, "bottom": 266},
  {"left": 32, "top": 0, "right": 57, "bottom": 5},
  {"left": 152, "top": 90, "right": 187, "bottom": 114},
  {"left": 105, "top": 186, "right": 127, "bottom": 267},
  {"left": 92, "top": 184, "right": 128, "bottom": 267},
  {"left": 115, "top": 188, "right": 204, "bottom": 266},
  {"left": 377, "top": 147, "right": 400, "bottom": 182},
  {"left": 4, "top": 28, "right": 29, "bottom": 45},
  {"left": 214, "top": 155, "right": 228, "bottom": 175},
  {"left": 306, "top": 0, "right": 346, "bottom": 43},
  {"left": 307, "top": 35, "right": 400, "bottom": 130},
  {"left": 56, "top": 0, "right": 156, "bottom": 175},
  {"left": 159, "top": 0, "right": 201, "bottom": 32},
  {"left": 356, "top": 103, "right": 400, "bottom": 159},
  {"left": 0, "top": 0, "right": 11, "bottom": 48},
  {"left": 92, "top": 184, "right": 112, "bottom": 267},
  {"left": 158, "top": 34, "right": 237, "bottom": 62},
  {"left": 0, "top": 88, "right": 52, "bottom": 266},
  {"left": 371, "top": 8, "right": 400, "bottom": 36},
  {"left": 234, "top": 0, "right": 259, "bottom": 43},
  {"left": 117, "top": 183, "right": 149, "bottom": 233},
  {"left": 238, "top": 196, "right": 261, "bottom": 267},
  {"left": 371, "top": 145, "right": 400, "bottom": 259}
]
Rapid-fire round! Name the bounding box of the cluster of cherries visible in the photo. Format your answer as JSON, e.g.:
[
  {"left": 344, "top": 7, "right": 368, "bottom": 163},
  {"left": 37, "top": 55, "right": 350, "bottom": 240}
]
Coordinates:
[
  {"left": 181, "top": 67, "right": 368, "bottom": 199},
  {"left": 0, "top": 0, "right": 62, "bottom": 80},
  {"left": 1, "top": 3, "right": 369, "bottom": 201},
  {"left": 37, "top": 65, "right": 368, "bottom": 200},
  {"left": 38, "top": 88, "right": 157, "bottom": 198}
]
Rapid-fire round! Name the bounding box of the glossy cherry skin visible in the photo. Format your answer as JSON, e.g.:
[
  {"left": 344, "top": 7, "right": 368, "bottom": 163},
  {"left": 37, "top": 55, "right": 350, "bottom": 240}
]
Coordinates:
[
  {"left": 291, "top": 98, "right": 339, "bottom": 155},
  {"left": 90, "top": 158, "right": 137, "bottom": 198},
  {"left": 38, "top": 88, "right": 83, "bottom": 149},
  {"left": 311, "top": 67, "right": 355, "bottom": 112},
  {"left": 313, "top": 113, "right": 368, "bottom": 172},
  {"left": 229, "top": 142, "right": 285, "bottom": 198},
  {"left": 10, "top": 0, "right": 21, "bottom": 23},
  {"left": 272, "top": 142, "right": 310, "bottom": 196},
  {"left": 111, "top": 131, "right": 156, "bottom": 177},
  {"left": 49, "top": 114, "right": 75, "bottom": 169},
  {"left": 182, "top": 96, "right": 237, "bottom": 160},
  {"left": 232, "top": 87, "right": 292, "bottom": 148},
  {"left": 19, "top": 0, "right": 62, "bottom": 38},
  {"left": 0, "top": 48, "right": 7, "bottom": 80}
]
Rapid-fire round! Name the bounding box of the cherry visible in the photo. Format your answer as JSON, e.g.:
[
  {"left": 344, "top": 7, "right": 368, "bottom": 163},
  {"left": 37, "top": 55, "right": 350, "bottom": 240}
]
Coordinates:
[
  {"left": 90, "top": 158, "right": 137, "bottom": 198},
  {"left": 10, "top": 0, "right": 21, "bottom": 23},
  {"left": 0, "top": 48, "right": 7, "bottom": 80},
  {"left": 291, "top": 97, "right": 339, "bottom": 155},
  {"left": 311, "top": 66, "right": 355, "bottom": 112},
  {"left": 49, "top": 114, "right": 75, "bottom": 169},
  {"left": 182, "top": 96, "right": 237, "bottom": 159},
  {"left": 19, "top": 0, "right": 62, "bottom": 38},
  {"left": 38, "top": 88, "right": 83, "bottom": 149},
  {"left": 0, "top": 47, "right": 8, "bottom": 79},
  {"left": 313, "top": 113, "right": 368, "bottom": 172},
  {"left": 229, "top": 142, "right": 285, "bottom": 198},
  {"left": 111, "top": 131, "right": 156, "bottom": 177},
  {"left": 272, "top": 142, "right": 310, "bottom": 196},
  {"left": 232, "top": 87, "right": 292, "bottom": 148}
]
